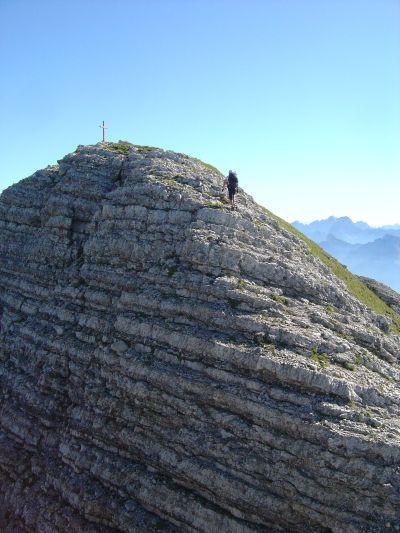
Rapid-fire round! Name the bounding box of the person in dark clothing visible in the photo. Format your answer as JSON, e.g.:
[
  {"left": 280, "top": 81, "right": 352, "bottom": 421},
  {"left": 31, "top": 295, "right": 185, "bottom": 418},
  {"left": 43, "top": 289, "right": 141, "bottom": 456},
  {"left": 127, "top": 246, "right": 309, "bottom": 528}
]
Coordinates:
[{"left": 223, "top": 170, "right": 239, "bottom": 209}]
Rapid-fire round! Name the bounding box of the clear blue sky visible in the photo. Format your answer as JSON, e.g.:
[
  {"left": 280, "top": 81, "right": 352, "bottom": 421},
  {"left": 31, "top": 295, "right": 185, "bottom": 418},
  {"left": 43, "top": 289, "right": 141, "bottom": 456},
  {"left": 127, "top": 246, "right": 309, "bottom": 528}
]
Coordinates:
[{"left": 1, "top": 0, "right": 399, "bottom": 225}]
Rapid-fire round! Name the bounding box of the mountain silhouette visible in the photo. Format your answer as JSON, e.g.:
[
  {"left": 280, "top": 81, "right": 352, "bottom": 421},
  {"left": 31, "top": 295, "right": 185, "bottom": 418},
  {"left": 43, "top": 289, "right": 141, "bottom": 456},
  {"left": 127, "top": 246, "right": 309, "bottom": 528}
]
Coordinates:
[{"left": 293, "top": 216, "right": 400, "bottom": 245}]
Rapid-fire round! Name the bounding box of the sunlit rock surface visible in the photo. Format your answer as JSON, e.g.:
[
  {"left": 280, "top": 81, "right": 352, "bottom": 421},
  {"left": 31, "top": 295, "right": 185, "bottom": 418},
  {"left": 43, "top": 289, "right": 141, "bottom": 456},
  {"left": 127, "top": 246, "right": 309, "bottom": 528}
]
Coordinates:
[{"left": 1, "top": 143, "right": 400, "bottom": 532}]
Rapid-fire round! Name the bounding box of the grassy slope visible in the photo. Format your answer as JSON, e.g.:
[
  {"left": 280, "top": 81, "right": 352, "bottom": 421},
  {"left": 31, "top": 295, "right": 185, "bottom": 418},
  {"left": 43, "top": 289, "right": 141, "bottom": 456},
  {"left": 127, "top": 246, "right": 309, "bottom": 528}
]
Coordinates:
[
  {"left": 261, "top": 207, "right": 400, "bottom": 334},
  {"left": 106, "top": 141, "right": 400, "bottom": 333}
]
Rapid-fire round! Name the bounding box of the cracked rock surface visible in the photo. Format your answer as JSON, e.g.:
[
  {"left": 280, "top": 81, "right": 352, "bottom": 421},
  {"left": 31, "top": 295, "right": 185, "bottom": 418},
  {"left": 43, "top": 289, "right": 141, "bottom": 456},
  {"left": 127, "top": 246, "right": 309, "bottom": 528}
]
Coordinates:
[{"left": 1, "top": 143, "right": 400, "bottom": 532}]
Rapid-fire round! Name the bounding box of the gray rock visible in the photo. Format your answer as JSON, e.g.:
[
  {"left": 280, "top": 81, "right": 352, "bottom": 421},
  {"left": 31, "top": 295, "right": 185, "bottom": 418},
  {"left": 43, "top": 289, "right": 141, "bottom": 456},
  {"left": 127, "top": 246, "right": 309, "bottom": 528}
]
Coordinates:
[
  {"left": 1, "top": 142, "right": 400, "bottom": 532},
  {"left": 111, "top": 340, "right": 129, "bottom": 354}
]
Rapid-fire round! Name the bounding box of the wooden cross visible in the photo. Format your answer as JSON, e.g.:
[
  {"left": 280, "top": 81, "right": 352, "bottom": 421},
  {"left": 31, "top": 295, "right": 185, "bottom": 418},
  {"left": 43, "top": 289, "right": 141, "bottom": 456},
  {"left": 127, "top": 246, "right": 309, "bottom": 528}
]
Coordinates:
[{"left": 99, "top": 120, "right": 108, "bottom": 142}]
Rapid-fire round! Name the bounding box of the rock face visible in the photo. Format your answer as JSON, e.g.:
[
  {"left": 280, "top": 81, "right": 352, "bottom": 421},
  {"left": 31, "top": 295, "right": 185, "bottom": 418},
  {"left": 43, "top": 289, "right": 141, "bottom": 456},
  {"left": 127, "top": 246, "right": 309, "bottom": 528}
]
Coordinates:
[{"left": 1, "top": 143, "right": 400, "bottom": 532}]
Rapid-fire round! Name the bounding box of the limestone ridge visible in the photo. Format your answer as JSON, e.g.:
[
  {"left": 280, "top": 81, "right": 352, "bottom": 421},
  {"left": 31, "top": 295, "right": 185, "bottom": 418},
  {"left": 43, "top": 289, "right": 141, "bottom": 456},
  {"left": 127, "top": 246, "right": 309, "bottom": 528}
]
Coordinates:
[{"left": 1, "top": 142, "right": 400, "bottom": 532}]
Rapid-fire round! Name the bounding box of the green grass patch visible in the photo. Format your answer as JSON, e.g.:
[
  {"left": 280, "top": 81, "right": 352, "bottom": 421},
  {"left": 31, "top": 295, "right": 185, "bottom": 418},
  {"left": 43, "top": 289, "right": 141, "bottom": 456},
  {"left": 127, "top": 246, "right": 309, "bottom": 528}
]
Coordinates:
[
  {"left": 158, "top": 177, "right": 182, "bottom": 189},
  {"left": 347, "top": 400, "right": 360, "bottom": 411},
  {"left": 260, "top": 206, "right": 400, "bottom": 334},
  {"left": 271, "top": 293, "right": 288, "bottom": 306},
  {"left": 108, "top": 140, "right": 133, "bottom": 155},
  {"left": 342, "top": 362, "right": 356, "bottom": 371},
  {"left": 310, "top": 347, "right": 330, "bottom": 368},
  {"left": 107, "top": 141, "right": 159, "bottom": 155},
  {"left": 133, "top": 144, "right": 158, "bottom": 152}
]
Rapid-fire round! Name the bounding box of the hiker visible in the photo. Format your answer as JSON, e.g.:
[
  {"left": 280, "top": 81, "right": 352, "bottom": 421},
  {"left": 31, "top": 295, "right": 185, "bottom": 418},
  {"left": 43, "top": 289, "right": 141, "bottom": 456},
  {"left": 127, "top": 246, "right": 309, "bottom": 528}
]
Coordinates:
[{"left": 223, "top": 170, "right": 239, "bottom": 209}]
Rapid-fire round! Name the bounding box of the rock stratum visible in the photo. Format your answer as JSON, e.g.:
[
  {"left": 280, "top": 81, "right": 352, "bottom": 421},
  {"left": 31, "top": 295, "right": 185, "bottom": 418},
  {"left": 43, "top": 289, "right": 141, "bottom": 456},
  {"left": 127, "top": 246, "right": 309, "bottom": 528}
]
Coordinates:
[{"left": 1, "top": 142, "right": 400, "bottom": 533}]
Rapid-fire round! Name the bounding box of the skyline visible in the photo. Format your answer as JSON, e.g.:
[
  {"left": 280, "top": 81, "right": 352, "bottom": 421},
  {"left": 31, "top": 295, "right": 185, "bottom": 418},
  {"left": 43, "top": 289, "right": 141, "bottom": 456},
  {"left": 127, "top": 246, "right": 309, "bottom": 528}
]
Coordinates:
[{"left": 1, "top": 0, "right": 399, "bottom": 226}]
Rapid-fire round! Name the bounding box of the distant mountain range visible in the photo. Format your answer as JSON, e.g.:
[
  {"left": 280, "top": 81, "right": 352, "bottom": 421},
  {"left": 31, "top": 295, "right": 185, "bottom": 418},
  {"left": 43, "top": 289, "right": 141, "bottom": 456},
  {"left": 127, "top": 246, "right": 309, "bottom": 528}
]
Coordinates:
[
  {"left": 293, "top": 216, "right": 400, "bottom": 244},
  {"left": 292, "top": 216, "right": 400, "bottom": 292}
]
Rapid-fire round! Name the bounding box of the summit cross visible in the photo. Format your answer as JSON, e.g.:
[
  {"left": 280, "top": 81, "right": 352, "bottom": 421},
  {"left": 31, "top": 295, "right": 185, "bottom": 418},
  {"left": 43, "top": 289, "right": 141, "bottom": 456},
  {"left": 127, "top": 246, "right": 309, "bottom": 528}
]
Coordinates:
[{"left": 99, "top": 120, "right": 108, "bottom": 142}]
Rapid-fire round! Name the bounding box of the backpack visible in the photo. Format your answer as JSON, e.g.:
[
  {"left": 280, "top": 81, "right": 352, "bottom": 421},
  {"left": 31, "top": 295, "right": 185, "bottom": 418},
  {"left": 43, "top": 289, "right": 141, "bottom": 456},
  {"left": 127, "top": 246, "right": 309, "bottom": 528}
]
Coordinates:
[{"left": 228, "top": 171, "right": 238, "bottom": 189}]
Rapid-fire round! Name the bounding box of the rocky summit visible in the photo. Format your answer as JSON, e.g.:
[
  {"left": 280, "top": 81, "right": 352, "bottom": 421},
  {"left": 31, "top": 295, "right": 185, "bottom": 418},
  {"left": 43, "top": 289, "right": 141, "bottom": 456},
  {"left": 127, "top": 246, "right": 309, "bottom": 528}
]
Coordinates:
[{"left": 1, "top": 142, "right": 400, "bottom": 533}]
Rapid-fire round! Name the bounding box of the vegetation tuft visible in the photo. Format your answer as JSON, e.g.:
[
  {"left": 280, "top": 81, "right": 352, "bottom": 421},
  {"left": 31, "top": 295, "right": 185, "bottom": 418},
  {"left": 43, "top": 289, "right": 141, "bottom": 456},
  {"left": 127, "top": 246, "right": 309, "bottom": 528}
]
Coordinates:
[
  {"left": 310, "top": 347, "right": 330, "bottom": 368},
  {"left": 107, "top": 141, "right": 159, "bottom": 155},
  {"left": 271, "top": 293, "right": 288, "bottom": 306},
  {"left": 108, "top": 140, "right": 133, "bottom": 155},
  {"left": 159, "top": 177, "right": 182, "bottom": 190},
  {"left": 260, "top": 206, "right": 400, "bottom": 334},
  {"left": 133, "top": 144, "right": 158, "bottom": 152}
]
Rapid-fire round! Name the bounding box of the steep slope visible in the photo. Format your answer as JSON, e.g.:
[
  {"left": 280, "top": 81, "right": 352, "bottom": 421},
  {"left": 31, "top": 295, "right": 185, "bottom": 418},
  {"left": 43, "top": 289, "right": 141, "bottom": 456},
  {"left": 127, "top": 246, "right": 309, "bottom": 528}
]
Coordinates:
[
  {"left": 1, "top": 142, "right": 400, "bottom": 532},
  {"left": 360, "top": 276, "right": 400, "bottom": 315}
]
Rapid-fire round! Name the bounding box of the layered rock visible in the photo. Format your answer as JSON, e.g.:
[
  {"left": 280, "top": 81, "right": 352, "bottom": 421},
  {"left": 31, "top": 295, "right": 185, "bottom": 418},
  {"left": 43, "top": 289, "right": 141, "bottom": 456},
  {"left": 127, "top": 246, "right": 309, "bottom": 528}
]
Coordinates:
[{"left": 1, "top": 143, "right": 400, "bottom": 532}]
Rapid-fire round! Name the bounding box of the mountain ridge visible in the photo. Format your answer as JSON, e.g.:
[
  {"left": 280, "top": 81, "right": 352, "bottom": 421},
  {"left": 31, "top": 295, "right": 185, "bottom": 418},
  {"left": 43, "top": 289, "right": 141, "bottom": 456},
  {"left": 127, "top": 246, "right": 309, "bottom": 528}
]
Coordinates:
[
  {"left": 292, "top": 216, "right": 400, "bottom": 244},
  {"left": 1, "top": 142, "right": 400, "bottom": 532}
]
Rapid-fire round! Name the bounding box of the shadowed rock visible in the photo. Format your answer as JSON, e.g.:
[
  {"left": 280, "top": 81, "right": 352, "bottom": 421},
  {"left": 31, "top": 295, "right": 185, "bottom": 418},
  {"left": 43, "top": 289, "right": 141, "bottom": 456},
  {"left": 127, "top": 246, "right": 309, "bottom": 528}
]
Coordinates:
[{"left": 1, "top": 143, "right": 400, "bottom": 532}]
